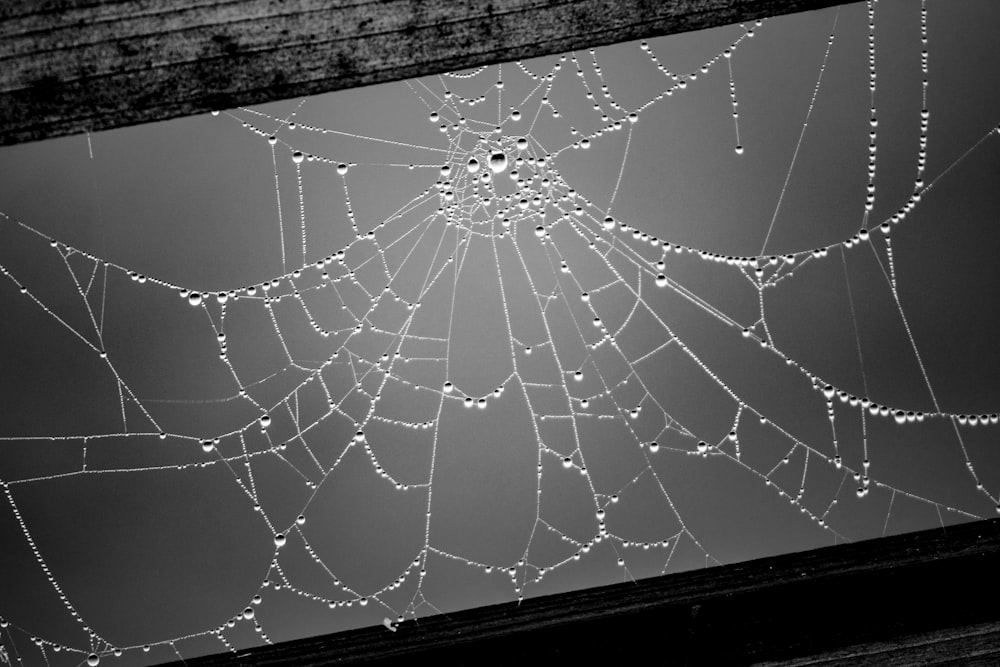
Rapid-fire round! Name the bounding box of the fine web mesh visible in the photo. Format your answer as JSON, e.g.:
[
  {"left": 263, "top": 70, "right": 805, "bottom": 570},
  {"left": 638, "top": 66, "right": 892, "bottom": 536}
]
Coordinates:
[{"left": 1, "top": 1, "right": 1000, "bottom": 665}]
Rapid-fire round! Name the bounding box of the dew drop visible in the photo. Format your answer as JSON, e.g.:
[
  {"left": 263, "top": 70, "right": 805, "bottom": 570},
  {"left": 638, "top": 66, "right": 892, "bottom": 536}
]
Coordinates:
[
  {"left": 292, "top": 151, "right": 304, "bottom": 164},
  {"left": 274, "top": 533, "right": 286, "bottom": 547},
  {"left": 87, "top": 654, "right": 100, "bottom": 667},
  {"left": 467, "top": 158, "right": 480, "bottom": 173},
  {"left": 201, "top": 440, "right": 214, "bottom": 453},
  {"left": 489, "top": 152, "right": 508, "bottom": 173},
  {"left": 337, "top": 163, "right": 348, "bottom": 176},
  {"left": 655, "top": 274, "right": 667, "bottom": 287},
  {"left": 188, "top": 292, "right": 203, "bottom": 307},
  {"left": 260, "top": 415, "right": 271, "bottom": 429}
]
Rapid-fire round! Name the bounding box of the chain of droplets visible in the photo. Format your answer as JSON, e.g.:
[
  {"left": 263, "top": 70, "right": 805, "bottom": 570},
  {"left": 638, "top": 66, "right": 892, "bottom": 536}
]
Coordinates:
[
  {"left": 570, "top": 191, "right": 999, "bottom": 512},
  {"left": 0, "top": 159, "right": 471, "bottom": 657},
  {"left": 463, "top": 120, "right": 861, "bottom": 561},
  {"left": 526, "top": 106, "right": 999, "bottom": 519},
  {"left": 246, "top": 58, "right": 719, "bottom": 598}
]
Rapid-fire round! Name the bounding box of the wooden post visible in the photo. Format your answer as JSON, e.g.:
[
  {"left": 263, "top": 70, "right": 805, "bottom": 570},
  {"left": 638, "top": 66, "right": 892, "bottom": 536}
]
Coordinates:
[
  {"left": 162, "top": 518, "right": 1000, "bottom": 665},
  {"left": 0, "top": 0, "right": 847, "bottom": 147}
]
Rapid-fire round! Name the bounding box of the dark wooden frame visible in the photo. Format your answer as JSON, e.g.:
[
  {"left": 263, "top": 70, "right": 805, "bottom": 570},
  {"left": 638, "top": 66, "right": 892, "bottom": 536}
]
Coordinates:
[
  {"left": 1, "top": 0, "right": 848, "bottom": 146},
  {"left": 167, "top": 518, "right": 1000, "bottom": 665}
]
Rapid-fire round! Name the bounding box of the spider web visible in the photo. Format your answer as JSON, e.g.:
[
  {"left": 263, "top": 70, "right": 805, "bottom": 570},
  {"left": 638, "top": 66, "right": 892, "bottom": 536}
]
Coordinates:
[{"left": 2, "top": 1, "right": 1000, "bottom": 664}]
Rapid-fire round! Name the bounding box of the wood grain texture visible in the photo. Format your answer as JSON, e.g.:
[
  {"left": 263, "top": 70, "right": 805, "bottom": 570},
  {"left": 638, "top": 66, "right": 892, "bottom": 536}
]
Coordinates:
[
  {"left": 0, "top": 0, "right": 848, "bottom": 146},
  {"left": 157, "top": 517, "right": 1000, "bottom": 666}
]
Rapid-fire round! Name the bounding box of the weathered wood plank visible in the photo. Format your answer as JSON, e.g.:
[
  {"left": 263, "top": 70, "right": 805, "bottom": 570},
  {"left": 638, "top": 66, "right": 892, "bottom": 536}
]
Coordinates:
[
  {"left": 157, "top": 518, "right": 1000, "bottom": 666},
  {"left": 0, "top": 0, "right": 848, "bottom": 146}
]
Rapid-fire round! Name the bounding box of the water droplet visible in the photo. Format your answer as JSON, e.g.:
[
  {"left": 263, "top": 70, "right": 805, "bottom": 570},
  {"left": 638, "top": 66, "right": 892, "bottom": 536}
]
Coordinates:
[
  {"left": 201, "top": 440, "right": 214, "bottom": 453},
  {"left": 243, "top": 607, "right": 255, "bottom": 620},
  {"left": 292, "top": 151, "right": 304, "bottom": 164},
  {"left": 467, "top": 158, "right": 480, "bottom": 173},
  {"left": 655, "top": 274, "right": 667, "bottom": 287},
  {"left": 489, "top": 153, "right": 508, "bottom": 173},
  {"left": 274, "top": 533, "right": 286, "bottom": 547},
  {"left": 87, "top": 654, "right": 100, "bottom": 667},
  {"left": 735, "top": 145, "right": 744, "bottom": 155},
  {"left": 260, "top": 415, "right": 271, "bottom": 428},
  {"left": 337, "top": 163, "right": 348, "bottom": 175},
  {"left": 188, "top": 292, "right": 203, "bottom": 307},
  {"left": 562, "top": 457, "right": 573, "bottom": 468},
  {"left": 516, "top": 137, "right": 528, "bottom": 151},
  {"left": 535, "top": 226, "right": 545, "bottom": 237},
  {"left": 354, "top": 430, "right": 365, "bottom": 442},
  {"left": 511, "top": 109, "right": 521, "bottom": 121}
]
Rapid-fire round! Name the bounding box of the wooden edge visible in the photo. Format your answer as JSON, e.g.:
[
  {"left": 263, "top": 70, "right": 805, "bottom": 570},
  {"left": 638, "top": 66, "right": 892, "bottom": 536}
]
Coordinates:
[
  {"left": 0, "top": 0, "right": 848, "bottom": 146},
  {"left": 156, "top": 517, "right": 1000, "bottom": 665}
]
